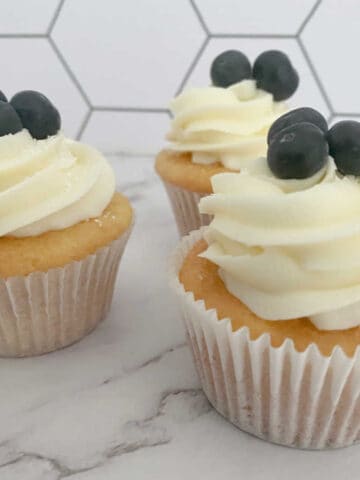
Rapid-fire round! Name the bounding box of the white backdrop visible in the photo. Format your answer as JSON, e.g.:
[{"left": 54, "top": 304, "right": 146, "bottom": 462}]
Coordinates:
[{"left": 0, "top": 0, "right": 357, "bottom": 153}]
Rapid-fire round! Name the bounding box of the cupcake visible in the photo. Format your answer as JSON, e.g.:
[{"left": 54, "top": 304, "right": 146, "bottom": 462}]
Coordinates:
[
  {"left": 156, "top": 49, "right": 299, "bottom": 235},
  {"left": 170, "top": 109, "right": 360, "bottom": 449},
  {"left": 0, "top": 90, "right": 133, "bottom": 357}
]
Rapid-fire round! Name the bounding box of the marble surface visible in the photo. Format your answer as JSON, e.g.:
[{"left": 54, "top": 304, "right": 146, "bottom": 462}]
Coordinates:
[{"left": 1, "top": 154, "right": 360, "bottom": 480}]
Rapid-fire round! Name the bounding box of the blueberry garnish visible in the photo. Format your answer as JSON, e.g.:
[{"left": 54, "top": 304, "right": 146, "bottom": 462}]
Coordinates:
[
  {"left": 267, "top": 122, "right": 328, "bottom": 179},
  {"left": 211, "top": 50, "right": 251, "bottom": 88},
  {"left": 267, "top": 107, "right": 328, "bottom": 145},
  {"left": 253, "top": 50, "right": 299, "bottom": 101},
  {"left": 0, "top": 101, "right": 22, "bottom": 136},
  {"left": 327, "top": 121, "right": 360, "bottom": 176},
  {"left": 11, "top": 91, "right": 60, "bottom": 140},
  {"left": 0, "top": 91, "right": 7, "bottom": 103}
]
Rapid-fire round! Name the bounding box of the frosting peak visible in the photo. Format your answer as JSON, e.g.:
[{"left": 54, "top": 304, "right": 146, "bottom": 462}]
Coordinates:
[
  {"left": 0, "top": 130, "right": 115, "bottom": 237},
  {"left": 199, "top": 157, "right": 360, "bottom": 330},
  {"left": 167, "top": 80, "right": 287, "bottom": 170}
]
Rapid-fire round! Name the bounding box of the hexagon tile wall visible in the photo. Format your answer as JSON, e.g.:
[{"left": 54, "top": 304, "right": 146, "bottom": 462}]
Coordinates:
[{"left": 1, "top": 0, "right": 358, "bottom": 153}]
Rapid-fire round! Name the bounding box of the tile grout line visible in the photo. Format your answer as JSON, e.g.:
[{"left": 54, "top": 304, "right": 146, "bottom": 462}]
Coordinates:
[
  {"left": 0, "top": 33, "right": 46, "bottom": 38},
  {"left": 92, "top": 107, "right": 169, "bottom": 114},
  {"left": 296, "top": 36, "right": 334, "bottom": 115},
  {"left": 333, "top": 113, "right": 360, "bottom": 118},
  {"left": 175, "top": 36, "right": 210, "bottom": 95},
  {"left": 46, "top": 0, "right": 66, "bottom": 35},
  {"left": 47, "top": 36, "right": 92, "bottom": 107},
  {"left": 189, "top": 0, "right": 210, "bottom": 35},
  {"left": 77, "top": 107, "right": 172, "bottom": 140},
  {"left": 296, "top": 0, "right": 322, "bottom": 36},
  {"left": 76, "top": 108, "right": 92, "bottom": 140},
  {"left": 327, "top": 112, "right": 334, "bottom": 124},
  {"left": 211, "top": 33, "right": 295, "bottom": 39}
]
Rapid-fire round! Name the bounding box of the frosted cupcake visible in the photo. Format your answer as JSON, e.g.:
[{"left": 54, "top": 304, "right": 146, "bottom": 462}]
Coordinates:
[
  {"left": 156, "top": 50, "right": 299, "bottom": 235},
  {"left": 170, "top": 109, "right": 360, "bottom": 448},
  {"left": 0, "top": 90, "right": 133, "bottom": 357}
]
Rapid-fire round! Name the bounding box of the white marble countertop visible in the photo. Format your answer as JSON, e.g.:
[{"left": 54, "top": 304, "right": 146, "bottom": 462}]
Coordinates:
[{"left": 1, "top": 154, "right": 360, "bottom": 480}]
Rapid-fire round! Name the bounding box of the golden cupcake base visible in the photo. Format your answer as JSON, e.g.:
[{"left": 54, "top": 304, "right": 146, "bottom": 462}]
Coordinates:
[
  {"left": 170, "top": 229, "right": 360, "bottom": 449},
  {"left": 155, "top": 150, "right": 230, "bottom": 236},
  {"left": 0, "top": 193, "right": 133, "bottom": 357}
]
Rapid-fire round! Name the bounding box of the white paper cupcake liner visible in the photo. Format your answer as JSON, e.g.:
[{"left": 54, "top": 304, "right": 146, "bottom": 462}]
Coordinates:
[
  {"left": 169, "top": 228, "right": 360, "bottom": 449},
  {"left": 0, "top": 225, "right": 132, "bottom": 357},
  {"left": 162, "top": 180, "right": 212, "bottom": 236}
]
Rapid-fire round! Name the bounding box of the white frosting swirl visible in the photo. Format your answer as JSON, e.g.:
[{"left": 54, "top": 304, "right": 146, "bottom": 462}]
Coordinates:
[
  {"left": 0, "top": 130, "right": 115, "bottom": 237},
  {"left": 167, "top": 80, "right": 287, "bottom": 170},
  {"left": 199, "top": 157, "right": 360, "bottom": 330}
]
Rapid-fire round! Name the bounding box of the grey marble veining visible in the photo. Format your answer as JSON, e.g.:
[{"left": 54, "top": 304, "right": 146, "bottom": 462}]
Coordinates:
[{"left": 1, "top": 155, "right": 360, "bottom": 480}]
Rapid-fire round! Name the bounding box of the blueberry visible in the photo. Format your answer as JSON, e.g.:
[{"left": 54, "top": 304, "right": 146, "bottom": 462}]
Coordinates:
[
  {"left": 327, "top": 121, "right": 360, "bottom": 176},
  {"left": 0, "top": 101, "right": 22, "bottom": 136},
  {"left": 0, "top": 91, "right": 7, "bottom": 102},
  {"left": 10, "top": 91, "right": 60, "bottom": 139},
  {"left": 211, "top": 50, "right": 251, "bottom": 88},
  {"left": 267, "top": 122, "right": 328, "bottom": 179},
  {"left": 253, "top": 50, "right": 299, "bottom": 101},
  {"left": 268, "top": 108, "right": 328, "bottom": 144}
]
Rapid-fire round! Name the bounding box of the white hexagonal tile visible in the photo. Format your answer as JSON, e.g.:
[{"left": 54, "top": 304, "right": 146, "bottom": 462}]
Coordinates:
[
  {"left": 194, "top": 0, "right": 317, "bottom": 35},
  {"left": 183, "top": 37, "right": 330, "bottom": 119},
  {"left": 0, "top": 38, "right": 88, "bottom": 138},
  {"left": 52, "top": 0, "right": 206, "bottom": 108},
  {"left": 302, "top": 0, "right": 360, "bottom": 113},
  {"left": 0, "top": 0, "right": 59, "bottom": 34},
  {"left": 81, "top": 111, "right": 170, "bottom": 154}
]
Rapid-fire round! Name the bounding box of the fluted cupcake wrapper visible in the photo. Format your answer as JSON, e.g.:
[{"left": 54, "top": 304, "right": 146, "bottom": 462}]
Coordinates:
[
  {"left": 162, "top": 180, "right": 212, "bottom": 237},
  {"left": 0, "top": 226, "right": 132, "bottom": 357},
  {"left": 169, "top": 229, "right": 360, "bottom": 449}
]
